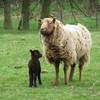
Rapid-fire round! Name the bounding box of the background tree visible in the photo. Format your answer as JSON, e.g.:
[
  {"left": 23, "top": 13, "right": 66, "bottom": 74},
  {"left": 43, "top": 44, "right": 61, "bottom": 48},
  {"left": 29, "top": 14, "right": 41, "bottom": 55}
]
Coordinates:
[
  {"left": 95, "top": 0, "right": 99, "bottom": 28},
  {"left": 22, "top": 0, "right": 30, "bottom": 30},
  {"left": 38, "top": 0, "right": 51, "bottom": 28},
  {"left": 40, "top": 0, "right": 51, "bottom": 19},
  {"left": 18, "top": 0, "right": 30, "bottom": 30},
  {"left": 56, "top": 0, "right": 67, "bottom": 23},
  {"left": 0, "top": 0, "right": 3, "bottom": 8},
  {"left": 1, "top": 0, "right": 100, "bottom": 30},
  {"left": 2, "top": 0, "right": 12, "bottom": 30}
]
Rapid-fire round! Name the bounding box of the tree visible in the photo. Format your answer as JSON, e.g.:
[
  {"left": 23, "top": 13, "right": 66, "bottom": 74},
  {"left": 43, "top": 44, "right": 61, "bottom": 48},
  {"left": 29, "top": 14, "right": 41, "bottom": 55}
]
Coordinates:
[
  {"left": 38, "top": 0, "right": 51, "bottom": 28},
  {"left": 89, "top": 0, "right": 94, "bottom": 9},
  {"left": 18, "top": 0, "right": 30, "bottom": 30},
  {"left": 40, "top": 0, "right": 51, "bottom": 19},
  {"left": 22, "top": 0, "right": 30, "bottom": 30},
  {"left": 0, "top": 0, "right": 3, "bottom": 8},
  {"left": 95, "top": 0, "right": 99, "bottom": 28},
  {"left": 2, "top": 0, "right": 12, "bottom": 30},
  {"left": 56, "top": 0, "right": 65, "bottom": 23}
]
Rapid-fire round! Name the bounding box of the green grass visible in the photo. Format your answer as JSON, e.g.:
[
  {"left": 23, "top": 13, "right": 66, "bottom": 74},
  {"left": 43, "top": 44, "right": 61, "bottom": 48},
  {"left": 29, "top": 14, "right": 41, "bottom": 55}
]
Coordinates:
[
  {"left": 0, "top": 28, "right": 100, "bottom": 100},
  {"left": 0, "top": 2, "right": 100, "bottom": 99},
  {"left": 1, "top": 13, "right": 100, "bottom": 32}
]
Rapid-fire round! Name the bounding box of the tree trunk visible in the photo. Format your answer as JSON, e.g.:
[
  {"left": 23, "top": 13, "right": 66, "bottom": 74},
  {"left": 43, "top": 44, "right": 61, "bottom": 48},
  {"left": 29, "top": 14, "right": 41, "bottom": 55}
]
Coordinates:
[
  {"left": 96, "top": 11, "right": 98, "bottom": 28},
  {"left": 3, "top": 0, "right": 12, "bottom": 30},
  {"left": 89, "top": 0, "right": 94, "bottom": 9},
  {"left": 81, "top": 0, "right": 86, "bottom": 8},
  {"left": 38, "top": 0, "right": 51, "bottom": 29},
  {"left": 60, "top": 10, "right": 63, "bottom": 23},
  {"left": 95, "top": 0, "right": 98, "bottom": 28},
  {"left": 40, "top": 0, "right": 51, "bottom": 19},
  {"left": 22, "top": 0, "right": 30, "bottom": 30},
  {"left": 94, "top": 0, "right": 99, "bottom": 8},
  {"left": 0, "top": 0, "right": 3, "bottom": 8},
  {"left": 56, "top": 0, "right": 64, "bottom": 23}
]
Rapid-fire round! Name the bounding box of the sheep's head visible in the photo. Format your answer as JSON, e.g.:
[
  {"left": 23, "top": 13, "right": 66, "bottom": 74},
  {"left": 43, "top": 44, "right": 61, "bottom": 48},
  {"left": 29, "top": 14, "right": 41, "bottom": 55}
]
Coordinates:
[
  {"left": 38, "top": 18, "right": 56, "bottom": 36},
  {"left": 30, "top": 50, "right": 42, "bottom": 59}
]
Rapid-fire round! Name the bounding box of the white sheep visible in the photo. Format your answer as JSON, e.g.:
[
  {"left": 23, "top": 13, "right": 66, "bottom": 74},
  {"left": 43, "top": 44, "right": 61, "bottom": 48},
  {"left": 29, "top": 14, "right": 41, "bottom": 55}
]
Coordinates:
[{"left": 38, "top": 18, "right": 92, "bottom": 86}]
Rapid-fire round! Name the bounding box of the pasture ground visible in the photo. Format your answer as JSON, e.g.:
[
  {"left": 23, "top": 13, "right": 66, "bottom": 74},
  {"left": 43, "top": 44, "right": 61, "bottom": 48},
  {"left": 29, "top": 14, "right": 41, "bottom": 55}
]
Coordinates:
[{"left": 0, "top": 29, "right": 100, "bottom": 100}]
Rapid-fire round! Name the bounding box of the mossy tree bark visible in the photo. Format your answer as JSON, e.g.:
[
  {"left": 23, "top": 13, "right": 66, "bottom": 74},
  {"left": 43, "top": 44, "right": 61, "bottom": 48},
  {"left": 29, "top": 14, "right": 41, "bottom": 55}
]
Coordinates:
[
  {"left": 3, "top": 0, "right": 12, "bottom": 30},
  {"left": 22, "top": 0, "right": 30, "bottom": 30},
  {"left": 39, "top": 0, "right": 51, "bottom": 28},
  {"left": 40, "top": 0, "right": 51, "bottom": 19}
]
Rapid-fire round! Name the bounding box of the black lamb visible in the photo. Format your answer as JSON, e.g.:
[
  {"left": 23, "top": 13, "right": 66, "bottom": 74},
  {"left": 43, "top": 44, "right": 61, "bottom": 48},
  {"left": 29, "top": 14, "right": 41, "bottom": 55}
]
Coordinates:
[{"left": 28, "top": 50, "right": 42, "bottom": 88}]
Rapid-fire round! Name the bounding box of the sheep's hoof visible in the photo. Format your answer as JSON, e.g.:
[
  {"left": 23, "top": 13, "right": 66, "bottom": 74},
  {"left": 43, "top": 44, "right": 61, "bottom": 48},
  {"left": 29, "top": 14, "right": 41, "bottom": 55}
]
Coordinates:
[
  {"left": 54, "top": 83, "right": 58, "bottom": 86},
  {"left": 79, "top": 80, "right": 82, "bottom": 82},
  {"left": 69, "top": 79, "right": 72, "bottom": 82},
  {"left": 65, "top": 83, "right": 68, "bottom": 85},
  {"left": 65, "top": 81, "right": 68, "bottom": 85},
  {"left": 34, "top": 87, "right": 37, "bottom": 88},
  {"left": 54, "top": 80, "right": 59, "bottom": 86},
  {"left": 39, "top": 83, "right": 42, "bottom": 85},
  {"left": 29, "top": 85, "right": 32, "bottom": 88},
  {"left": 34, "top": 85, "right": 37, "bottom": 88}
]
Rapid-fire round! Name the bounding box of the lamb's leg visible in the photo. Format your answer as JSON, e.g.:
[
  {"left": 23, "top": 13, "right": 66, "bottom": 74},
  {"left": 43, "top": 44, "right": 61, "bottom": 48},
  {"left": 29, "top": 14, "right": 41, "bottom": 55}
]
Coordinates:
[
  {"left": 29, "top": 70, "right": 33, "bottom": 87},
  {"left": 78, "top": 62, "right": 84, "bottom": 82},
  {"left": 38, "top": 73, "right": 42, "bottom": 85},
  {"left": 54, "top": 62, "right": 60, "bottom": 86},
  {"left": 64, "top": 64, "right": 68, "bottom": 85},
  {"left": 33, "top": 74, "right": 37, "bottom": 87},
  {"left": 69, "top": 63, "right": 76, "bottom": 81}
]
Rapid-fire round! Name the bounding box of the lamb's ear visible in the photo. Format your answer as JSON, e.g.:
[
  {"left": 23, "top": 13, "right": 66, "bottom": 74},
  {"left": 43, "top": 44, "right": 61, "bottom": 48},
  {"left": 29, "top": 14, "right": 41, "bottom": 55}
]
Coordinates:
[
  {"left": 38, "top": 19, "right": 42, "bottom": 23},
  {"left": 30, "top": 50, "right": 33, "bottom": 53},
  {"left": 52, "top": 17, "right": 56, "bottom": 23}
]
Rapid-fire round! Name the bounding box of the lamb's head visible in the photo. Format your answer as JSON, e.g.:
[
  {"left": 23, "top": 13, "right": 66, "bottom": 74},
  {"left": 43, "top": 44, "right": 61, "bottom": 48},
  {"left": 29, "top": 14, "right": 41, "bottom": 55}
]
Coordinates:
[
  {"left": 30, "top": 50, "right": 42, "bottom": 59},
  {"left": 38, "top": 18, "right": 56, "bottom": 36}
]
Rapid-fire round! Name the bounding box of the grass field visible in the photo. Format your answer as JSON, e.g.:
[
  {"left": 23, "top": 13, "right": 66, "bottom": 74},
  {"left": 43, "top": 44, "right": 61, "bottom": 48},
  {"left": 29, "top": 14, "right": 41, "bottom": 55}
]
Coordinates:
[{"left": 0, "top": 28, "right": 100, "bottom": 100}]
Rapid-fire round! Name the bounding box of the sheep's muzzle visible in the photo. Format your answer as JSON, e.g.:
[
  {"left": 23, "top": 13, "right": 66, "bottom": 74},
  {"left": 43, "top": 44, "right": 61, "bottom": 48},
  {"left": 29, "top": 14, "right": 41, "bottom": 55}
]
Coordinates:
[
  {"left": 40, "top": 27, "right": 55, "bottom": 36},
  {"left": 40, "top": 28, "right": 46, "bottom": 35}
]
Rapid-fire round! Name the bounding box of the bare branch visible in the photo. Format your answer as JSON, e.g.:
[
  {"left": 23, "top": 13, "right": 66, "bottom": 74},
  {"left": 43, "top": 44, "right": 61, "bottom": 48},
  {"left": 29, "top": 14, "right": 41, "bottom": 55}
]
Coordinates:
[
  {"left": 73, "top": 0, "right": 93, "bottom": 20},
  {"left": 88, "top": 80, "right": 98, "bottom": 94},
  {"left": 30, "top": 0, "right": 40, "bottom": 12},
  {"left": 56, "top": 0, "right": 61, "bottom": 8},
  {"left": 56, "top": 0, "right": 64, "bottom": 23},
  {"left": 69, "top": 0, "right": 78, "bottom": 23}
]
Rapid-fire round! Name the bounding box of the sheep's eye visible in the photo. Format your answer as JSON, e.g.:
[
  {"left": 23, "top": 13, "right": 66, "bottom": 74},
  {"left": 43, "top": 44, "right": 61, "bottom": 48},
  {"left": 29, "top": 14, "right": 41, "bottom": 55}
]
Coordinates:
[
  {"left": 34, "top": 52, "right": 38, "bottom": 55},
  {"left": 48, "top": 22, "right": 52, "bottom": 25}
]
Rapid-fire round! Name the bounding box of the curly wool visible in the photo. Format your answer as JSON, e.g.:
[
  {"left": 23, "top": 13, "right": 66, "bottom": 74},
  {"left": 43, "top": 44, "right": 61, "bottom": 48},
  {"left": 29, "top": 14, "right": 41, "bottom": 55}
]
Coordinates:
[{"left": 40, "top": 19, "right": 92, "bottom": 66}]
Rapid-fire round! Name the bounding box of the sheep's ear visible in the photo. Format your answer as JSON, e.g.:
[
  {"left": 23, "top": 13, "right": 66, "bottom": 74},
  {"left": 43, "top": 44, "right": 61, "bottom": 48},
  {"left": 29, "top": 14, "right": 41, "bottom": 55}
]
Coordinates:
[
  {"left": 52, "top": 17, "right": 56, "bottom": 23},
  {"left": 38, "top": 19, "right": 42, "bottom": 23},
  {"left": 30, "top": 50, "right": 33, "bottom": 53}
]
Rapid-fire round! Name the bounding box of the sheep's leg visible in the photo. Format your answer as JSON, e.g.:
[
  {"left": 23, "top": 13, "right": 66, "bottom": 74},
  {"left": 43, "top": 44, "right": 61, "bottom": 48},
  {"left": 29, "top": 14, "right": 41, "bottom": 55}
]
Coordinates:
[
  {"left": 38, "top": 73, "right": 42, "bottom": 85},
  {"left": 54, "top": 62, "right": 60, "bottom": 86},
  {"left": 29, "top": 70, "right": 33, "bottom": 87},
  {"left": 33, "top": 74, "right": 37, "bottom": 87},
  {"left": 69, "top": 63, "right": 76, "bottom": 81},
  {"left": 78, "top": 62, "right": 84, "bottom": 82},
  {"left": 64, "top": 65, "right": 68, "bottom": 85}
]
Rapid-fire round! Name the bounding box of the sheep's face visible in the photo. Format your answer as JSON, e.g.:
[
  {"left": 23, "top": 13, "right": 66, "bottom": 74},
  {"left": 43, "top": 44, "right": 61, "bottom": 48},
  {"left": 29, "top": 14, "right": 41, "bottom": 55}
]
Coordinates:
[
  {"left": 38, "top": 18, "right": 56, "bottom": 36},
  {"left": 30, "top": 50, "right": 42, "bottom": 59}
]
